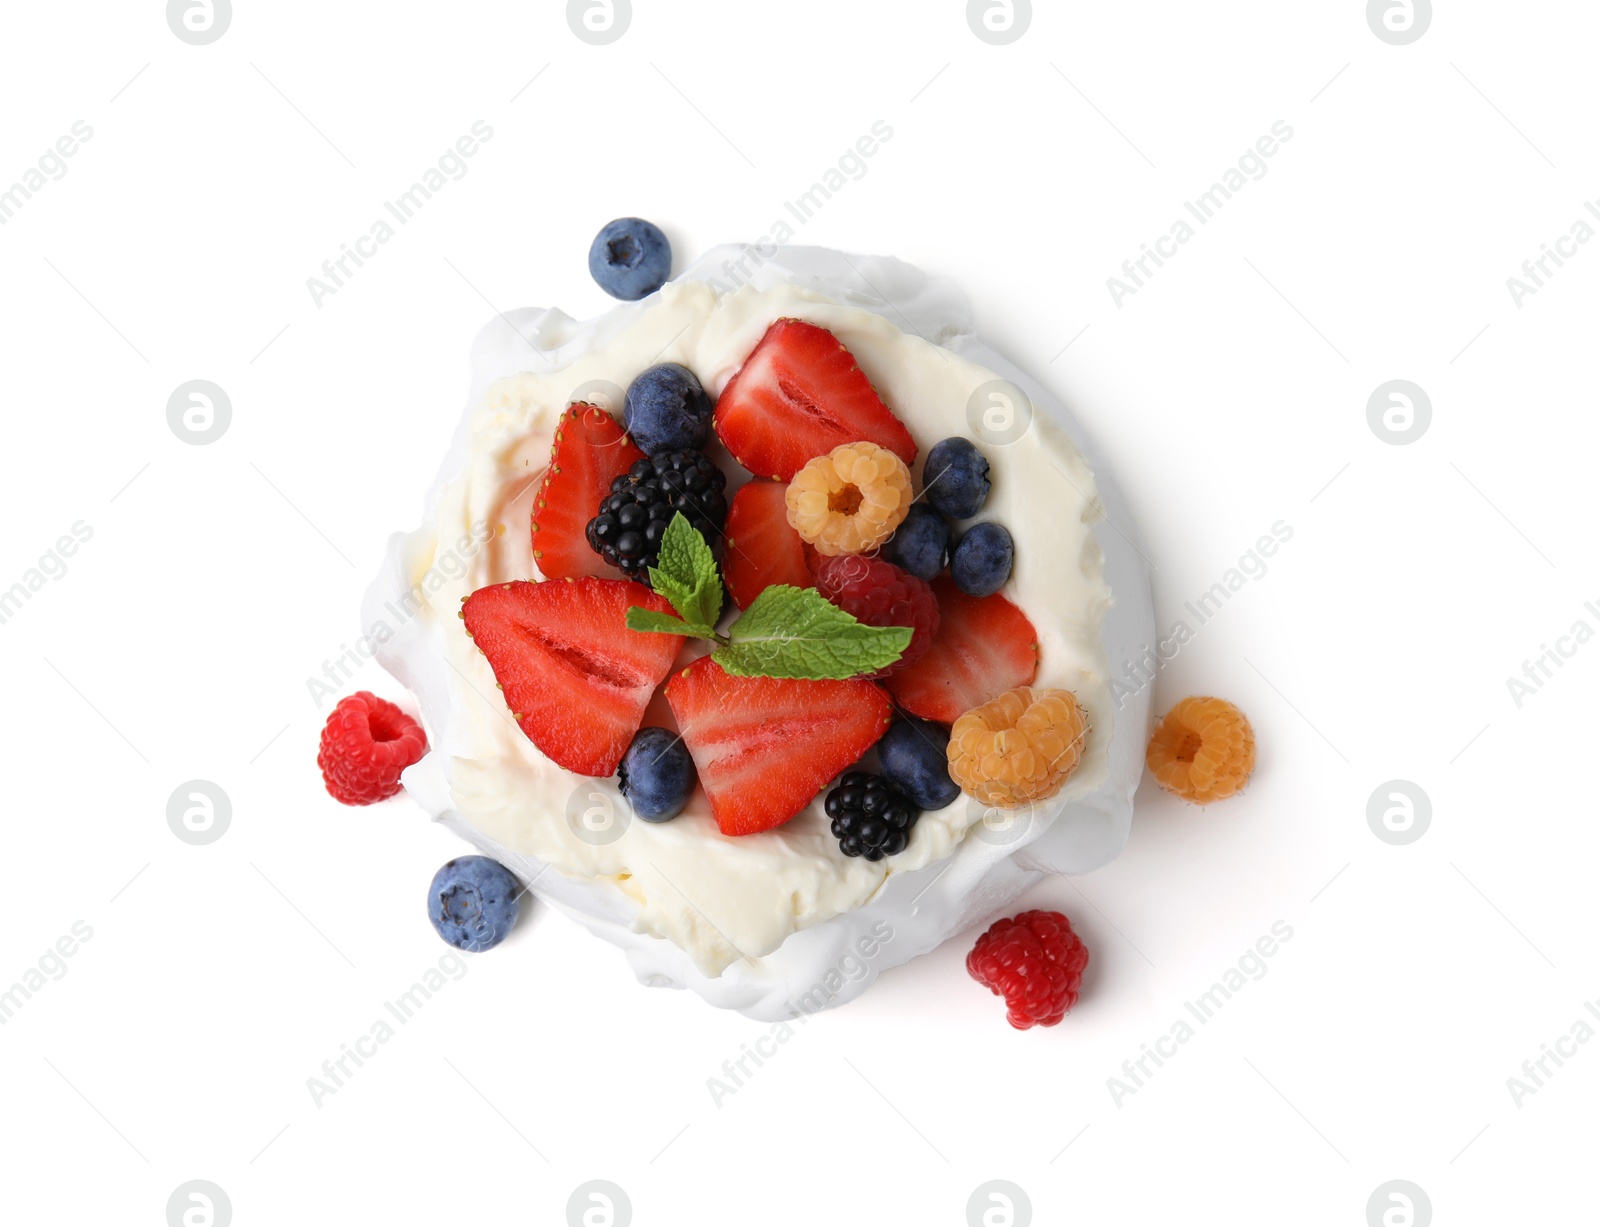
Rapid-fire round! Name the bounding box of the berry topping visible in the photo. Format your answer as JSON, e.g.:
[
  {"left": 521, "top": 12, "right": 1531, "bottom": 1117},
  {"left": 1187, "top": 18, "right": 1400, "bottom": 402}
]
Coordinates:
[
  {"left": 825, "top": 771, "right": 920, "bottom": 861},
  {"left": 461, "top": 578, "right": 686, "bottom": 777},
  {"left": 532, "top": 404, "right": 646, "bottom": 581},
  {"left": 427, "top": 856, "right": 523, "bottom": 952},
  {"left": 885, "top": 578, "right": 1039, "bottom": 724},
  {"left": 318, "top": 691, "right": 427, "bottom": 806},
  {"left": 877, "top": 716, "right": 961, "bottom": 810},
  {"left": 624, "top": 363, "right": 714, "bottom": 455},
  {"left": 714, "top": 318, "right": 916, "bottom": 480},
  {"left": 664, "top": 655, "right": 891, "bottom": 836},
  {"left": 586, "top": 451, "right": 729, "bottom": 581},
  {"left": 880, "top": 503, "right": 951, "bottom": 581},
  {"left": 588, "top": 217, "right": 672, "bottom": 300},
  {"left": 923, "top": 437, "right": 992, "bottom": 520},
  {"left": 1146, "top": 696, "right": 1256, "bottom": 804},
  {"left": 967, "top": 910, "right": 1089, "bottom": 1030},
  {"left": 617, "top": 727, "right": 697, "bottom": 822},
  {"left": 786, "top": 441, "right": 913, "bottom": 557},
  {"left": 812, "top": 554, "right": 938, "bottom": 678},
  {"left": 950, "top": 522, "right": 1014, "bottom": 597},
  {"left": 949, "top": 686, "right": 1087, "bottom": 808},
  {"left": 722, "top": 478, "right": 815, "bottom": 610}
]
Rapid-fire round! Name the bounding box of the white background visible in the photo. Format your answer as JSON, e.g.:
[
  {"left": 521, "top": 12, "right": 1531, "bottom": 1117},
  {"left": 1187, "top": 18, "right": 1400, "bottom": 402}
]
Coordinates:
[{"left": 1, "top": 2, "right": 1595, "bottom": 1224}]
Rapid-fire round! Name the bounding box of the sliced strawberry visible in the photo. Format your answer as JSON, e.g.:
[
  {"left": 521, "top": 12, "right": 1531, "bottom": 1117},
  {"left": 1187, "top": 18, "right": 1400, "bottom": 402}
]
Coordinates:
[
  {"left": 531, "top": 404, "right": 645, "bottom": 580},
  {"left": 885, "top": 578, "right": 1039, "bottom": 723},
  {"left": 722, "top": 479, "right": 814, "bottom": 609},
  {"left": 714, "top": 318, "right": 917, "bottom": 481},
  {"left": 462, "top": 578, "right": 684, "bottom": 777},
  {"left": 665, "top": 656, "right": 891, "bottom": 835}
]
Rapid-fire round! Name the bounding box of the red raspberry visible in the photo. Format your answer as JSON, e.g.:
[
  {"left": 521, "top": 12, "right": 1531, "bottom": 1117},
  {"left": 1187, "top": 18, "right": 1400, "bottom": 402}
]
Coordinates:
[
  {"left": 813, "top": 554, "right": 939, "bottom": 679},
  {"left": 318, "top": 691, "right": 427, "bottom": 806},
  {"left": 967, "top": 910, "right": 1089, "bottom": 1029}
]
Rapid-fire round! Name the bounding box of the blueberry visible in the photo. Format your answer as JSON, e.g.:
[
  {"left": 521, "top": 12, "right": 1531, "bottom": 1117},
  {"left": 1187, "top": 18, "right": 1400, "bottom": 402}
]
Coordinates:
[
  {"left": 950, "top": 522, "right": 1014, "bottom": 597},
  {"left": 617, "top": 727, "right": 696, "bottom": 822},
  {"left": 923, "top": 437, "right": 992, "bottom": 520},
  {"left": 878, "top": 717, "right": 961, "bottom": 810},
  {"left": 624, "top": 364, "right": 713, "bottom": 454},
  {"left": 427, "top": 856, "right": 522, "bottom": 952},
  {"left": 880, "top": 504, "right": 951, "bottom": 581},
  {"left": 588, "top": 218, "right": 672, "bottom": 300}
]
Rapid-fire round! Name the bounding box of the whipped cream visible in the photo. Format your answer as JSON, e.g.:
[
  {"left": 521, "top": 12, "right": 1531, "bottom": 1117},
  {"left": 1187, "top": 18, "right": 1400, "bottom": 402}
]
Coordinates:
[{"left": 371, "top": 247, "right": 1153, "bottom": 1015}]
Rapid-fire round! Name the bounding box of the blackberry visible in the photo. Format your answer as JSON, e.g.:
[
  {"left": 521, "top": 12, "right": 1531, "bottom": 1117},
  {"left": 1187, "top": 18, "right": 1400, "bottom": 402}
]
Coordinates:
[
  {"left": 586, "top": 451, "right": 728, "bottom": 579},
  {"left": 825, "top": 771, "right": 920, "bottom": 861}
]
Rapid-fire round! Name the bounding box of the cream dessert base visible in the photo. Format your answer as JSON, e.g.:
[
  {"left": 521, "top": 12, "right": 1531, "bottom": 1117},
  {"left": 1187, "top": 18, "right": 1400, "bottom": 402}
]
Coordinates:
[{"left": 368, "top": 246, "right": 1154, "bottom": 1019}]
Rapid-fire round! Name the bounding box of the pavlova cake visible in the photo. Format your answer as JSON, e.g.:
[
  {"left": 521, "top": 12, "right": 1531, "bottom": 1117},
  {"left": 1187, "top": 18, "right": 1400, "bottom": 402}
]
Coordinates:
[{"left": 354, "top": 229, "right": 1155, "bottom": 1020}]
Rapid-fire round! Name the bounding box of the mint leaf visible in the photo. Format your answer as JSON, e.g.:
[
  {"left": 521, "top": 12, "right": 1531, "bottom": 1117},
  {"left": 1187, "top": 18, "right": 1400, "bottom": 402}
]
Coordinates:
[
  {"left": 647, "top": 513, "right": 722, "bottom": 629},
  {"left": 649, "top": 572, "right": 696, "bottom": 620},
  {"left": 625, "top": 607, "right": 716, "bottom": 640},
  {"left": 712, "top": 586, "right": 912, "bottom": 680},
  {"left": 629, "top": 525, "right": 910, "bottom": 679}
]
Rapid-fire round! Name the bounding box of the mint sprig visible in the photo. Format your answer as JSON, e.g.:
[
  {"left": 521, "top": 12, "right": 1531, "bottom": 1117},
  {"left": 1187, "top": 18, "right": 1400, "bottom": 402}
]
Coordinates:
[{"left": 624, "top": 513, "right": 912, "bottom": 681}]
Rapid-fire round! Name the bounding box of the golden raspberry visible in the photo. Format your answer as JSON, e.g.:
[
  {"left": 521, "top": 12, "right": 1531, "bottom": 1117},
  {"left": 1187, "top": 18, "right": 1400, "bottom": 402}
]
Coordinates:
[
  {"left": 1146, "top": 696, "right": 1255, "bottom": 804},
  {"left": 948, "top": 687, "right": 1088, "bottom": 809},
  {"left": 785, "top": 442, "right": 912, "bottom": 557}
]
